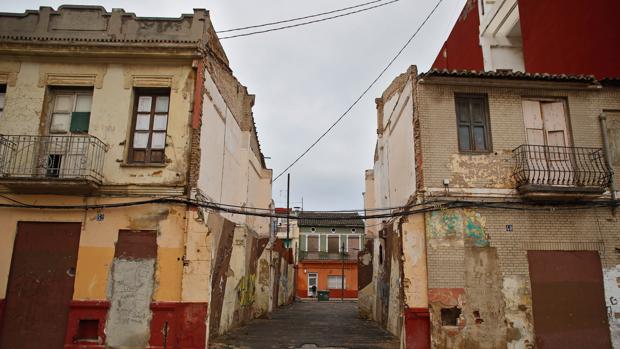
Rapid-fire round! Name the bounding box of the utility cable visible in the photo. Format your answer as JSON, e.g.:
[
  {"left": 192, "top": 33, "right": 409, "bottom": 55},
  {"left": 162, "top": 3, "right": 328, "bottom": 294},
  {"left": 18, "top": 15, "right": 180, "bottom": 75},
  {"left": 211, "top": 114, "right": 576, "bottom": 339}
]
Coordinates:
[
  {"left": 0, "top": 196, "right": 617, "bottom": 221},
  {"left": 217, "top": 0, "right": 387, "bottom": 33},
  {"left": 219, "top": 0, "right": 400, "bottom": 40},
  {"left": 272, "top": 0, "right": 445, "bottom": 181}
]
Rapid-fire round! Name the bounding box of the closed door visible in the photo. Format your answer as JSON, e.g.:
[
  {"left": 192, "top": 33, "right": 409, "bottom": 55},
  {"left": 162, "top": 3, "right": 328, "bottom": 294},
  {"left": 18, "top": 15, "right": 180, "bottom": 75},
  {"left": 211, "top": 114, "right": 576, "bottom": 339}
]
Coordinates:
[
  {"left": 0, "top": 222, "right": 81, "bottom": 349},
  {"left": 308, "top": 273, "right": 318, "bottom": 296},
  {"left": 522, "top": 100, "right": 573, "bottom": 185},
  {"left": 528, "top": 251, "right": 611, "bottom": 348}
]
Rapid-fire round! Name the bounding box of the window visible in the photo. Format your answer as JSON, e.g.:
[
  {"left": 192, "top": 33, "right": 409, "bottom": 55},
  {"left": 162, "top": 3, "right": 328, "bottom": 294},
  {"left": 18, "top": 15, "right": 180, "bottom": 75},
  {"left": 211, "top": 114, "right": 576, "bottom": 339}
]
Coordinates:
[
  {"left": 307, "top": 235, "right": 319, "bottom": 252},
  {"left": 441, "top": 307, "right": 461, "bottom": 326},
  {"left": 328, "top": 275, "right": 345, "bottom": 289},
  {"left": 49, "top": 89, "right": 93, "bottom": 133},
  {"left": 311, "top": 227, "right": 316, "bottom": 232},
  {"left": 455, "top": 94, "right": 491, "bottom": 152},
  {"left": 0, "top": 85, "right": 5, "bottom": 118},
  {"left": 351, "top": 228, "right": 356, "bottom": 233},
  {"left": 129, "top": 89, "right": 170, "bottom": 163},
  {"left": 328, "top": 236, "right": 340, "bottom": 253},
  {"left": 348, "top": 236, "right": 360, "bottom": 257}
]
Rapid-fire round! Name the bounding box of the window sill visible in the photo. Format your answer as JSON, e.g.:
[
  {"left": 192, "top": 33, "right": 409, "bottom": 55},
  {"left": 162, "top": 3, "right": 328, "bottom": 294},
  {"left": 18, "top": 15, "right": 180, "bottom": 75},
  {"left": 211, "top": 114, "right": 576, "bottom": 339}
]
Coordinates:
[{"left": 119, "top": 162, "right": 167, "bottom": 168}]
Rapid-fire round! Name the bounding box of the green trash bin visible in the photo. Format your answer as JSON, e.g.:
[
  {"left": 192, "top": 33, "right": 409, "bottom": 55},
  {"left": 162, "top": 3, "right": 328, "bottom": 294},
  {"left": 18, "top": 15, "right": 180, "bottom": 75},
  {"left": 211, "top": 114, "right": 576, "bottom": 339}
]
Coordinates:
[{"left": 317, "top": 290, "right": 330, "bottom": 301}]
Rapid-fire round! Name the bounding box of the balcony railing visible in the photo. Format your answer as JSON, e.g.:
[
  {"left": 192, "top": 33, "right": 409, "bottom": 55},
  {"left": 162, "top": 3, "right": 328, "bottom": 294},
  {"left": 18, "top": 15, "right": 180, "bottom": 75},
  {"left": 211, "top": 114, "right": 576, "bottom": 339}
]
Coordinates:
[
  {"left": 0, "top": 135, "right": 106, "bottom": 184},
  {"left": 299, "top": 250, "right": 358, "bottom": 261},
  {"left": 513, "top": 144, "right": 612, "bottom": 194}
]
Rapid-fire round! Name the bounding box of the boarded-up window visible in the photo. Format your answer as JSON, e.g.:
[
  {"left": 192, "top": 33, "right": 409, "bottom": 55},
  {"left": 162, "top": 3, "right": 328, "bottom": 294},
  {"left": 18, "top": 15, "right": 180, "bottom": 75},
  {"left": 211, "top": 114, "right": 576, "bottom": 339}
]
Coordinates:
[
  {"left": 328, "top": 275, "right": 345, "bottom": 289},
  {"left": 129, "top": 89, "right": 170, "bottom": 164},
  {"left": 307, "top": 235, "right": 319, "bottom": 252},
  {"left": 455, "top": 94, "right": 491, "bottom": 152},
  {"left": 606, "top": 111, "right": 620, "bottom": 166},
  {"left": 328, "top": 236, "right": 340, "bottom": 253},
  {"left": 348, "top": 236, "right": 360, "bottom": 257}
]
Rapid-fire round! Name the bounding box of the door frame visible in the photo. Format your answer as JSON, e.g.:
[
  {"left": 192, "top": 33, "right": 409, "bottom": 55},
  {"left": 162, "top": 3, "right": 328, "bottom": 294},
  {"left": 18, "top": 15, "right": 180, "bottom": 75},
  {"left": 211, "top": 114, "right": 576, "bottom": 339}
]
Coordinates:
[{"left": 307, "top": 272, "right": 318, "bottom": 297}]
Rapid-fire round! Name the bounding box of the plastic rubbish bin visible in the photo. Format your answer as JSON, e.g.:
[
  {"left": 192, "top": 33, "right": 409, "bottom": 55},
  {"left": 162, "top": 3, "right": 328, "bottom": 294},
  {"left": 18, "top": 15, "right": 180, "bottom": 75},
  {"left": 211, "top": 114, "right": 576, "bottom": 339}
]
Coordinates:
[{"left": 317, "top": 290, "right": 330, "bottom": 301}]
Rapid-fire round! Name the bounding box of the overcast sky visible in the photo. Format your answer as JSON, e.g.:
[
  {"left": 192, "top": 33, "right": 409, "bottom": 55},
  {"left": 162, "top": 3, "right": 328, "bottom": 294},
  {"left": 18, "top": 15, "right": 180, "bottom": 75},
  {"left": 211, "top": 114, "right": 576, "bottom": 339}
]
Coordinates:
[{"left": 1, "top": 0, "right": 465, "bottom": 210}]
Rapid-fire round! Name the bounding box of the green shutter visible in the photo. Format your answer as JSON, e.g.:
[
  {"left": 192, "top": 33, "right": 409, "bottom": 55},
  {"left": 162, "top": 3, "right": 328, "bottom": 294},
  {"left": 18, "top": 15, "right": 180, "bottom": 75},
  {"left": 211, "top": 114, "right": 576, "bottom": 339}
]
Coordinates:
[
  {"left": 320, "top": 234, "right": 327, "bottom": 252},
  {"left": 70, "top": 112, "right": 91, "bottom": 132},
  {"left": 299, "top": 234, "right": 306, "bottom": 251}
]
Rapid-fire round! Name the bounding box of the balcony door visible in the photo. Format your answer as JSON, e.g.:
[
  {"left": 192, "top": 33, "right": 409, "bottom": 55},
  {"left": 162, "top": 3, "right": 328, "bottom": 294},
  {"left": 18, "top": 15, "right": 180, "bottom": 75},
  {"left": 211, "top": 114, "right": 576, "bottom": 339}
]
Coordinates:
[
  {"left": 522, "top": 100, "right": 573, "bottom": 185},
  {"left": 45, "top": 89, "right": 93, "bottom": 178}
]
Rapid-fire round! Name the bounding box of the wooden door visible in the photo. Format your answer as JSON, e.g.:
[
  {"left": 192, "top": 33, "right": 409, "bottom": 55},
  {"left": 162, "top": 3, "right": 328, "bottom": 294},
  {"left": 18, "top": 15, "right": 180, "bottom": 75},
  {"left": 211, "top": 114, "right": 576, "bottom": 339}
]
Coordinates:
[
  {"left": 528, "top": 251, "right": 612, "bottom": 349},
  {"left": 522, "top": 100, "right": 572, "bottom": 185},
  {"left": 0, "top": 222, "right": 81, "bottom": 349}
]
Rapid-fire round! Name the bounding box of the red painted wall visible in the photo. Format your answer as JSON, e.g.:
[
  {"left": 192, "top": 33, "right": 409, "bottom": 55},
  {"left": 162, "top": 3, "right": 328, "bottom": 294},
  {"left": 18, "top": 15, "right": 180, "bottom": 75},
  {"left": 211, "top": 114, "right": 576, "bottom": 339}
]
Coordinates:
[
  {"left": 519, "top": 0, "right": 620, "bottom": 79},
  {"left": 62, "top": 301, "right": 207, "bottom": 349},
  {"left": 431, "top": 0, "right": 484, "bottom": 71},
  {"left": 404, "top": 308, "right": 430, "bottom": 349},
  {"left": 297, "top": 261, "right": 359, "bottom": 299}
]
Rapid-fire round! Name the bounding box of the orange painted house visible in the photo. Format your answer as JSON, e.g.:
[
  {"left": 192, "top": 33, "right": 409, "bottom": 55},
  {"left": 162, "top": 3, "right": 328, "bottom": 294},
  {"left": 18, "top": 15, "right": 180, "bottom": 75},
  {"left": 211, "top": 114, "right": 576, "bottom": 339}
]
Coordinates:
[{"left": 295, "top": 212, "right": 364, "bottom": 299}]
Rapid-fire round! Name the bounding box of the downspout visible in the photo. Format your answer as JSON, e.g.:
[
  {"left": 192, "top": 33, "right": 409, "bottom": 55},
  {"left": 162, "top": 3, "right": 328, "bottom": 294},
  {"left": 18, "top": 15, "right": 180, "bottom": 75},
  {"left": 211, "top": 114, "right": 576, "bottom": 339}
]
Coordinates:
[{"left": 599, "top": 112, "right": 617, "bottom": 214}]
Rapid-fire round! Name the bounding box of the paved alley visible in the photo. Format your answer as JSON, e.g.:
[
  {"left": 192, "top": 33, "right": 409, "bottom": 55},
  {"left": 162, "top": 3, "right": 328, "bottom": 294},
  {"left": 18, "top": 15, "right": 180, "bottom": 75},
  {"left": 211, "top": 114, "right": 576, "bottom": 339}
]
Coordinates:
[{"left": 210, "top": 301, "right": 400, "bottom": 349}]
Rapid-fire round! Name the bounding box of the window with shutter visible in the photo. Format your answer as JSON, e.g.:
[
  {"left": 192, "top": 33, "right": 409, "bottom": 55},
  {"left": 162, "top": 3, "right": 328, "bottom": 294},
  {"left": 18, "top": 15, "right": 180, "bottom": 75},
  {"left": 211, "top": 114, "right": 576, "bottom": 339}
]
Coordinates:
[
  {"left": 129, "top": 89, "right": 170, "bottom": 164},
  {"left": 49, "top": 90, "right": 93, "bottom": 134},
  {"left": 455, "top": 94, "right": 491, "bottom": 152}
]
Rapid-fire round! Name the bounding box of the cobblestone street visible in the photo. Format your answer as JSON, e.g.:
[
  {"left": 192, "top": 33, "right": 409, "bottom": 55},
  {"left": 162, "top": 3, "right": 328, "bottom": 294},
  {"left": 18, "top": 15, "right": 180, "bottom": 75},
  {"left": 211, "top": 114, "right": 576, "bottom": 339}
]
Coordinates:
[{"left": 210, "top": 301, "right": 400, "bottom": 349}]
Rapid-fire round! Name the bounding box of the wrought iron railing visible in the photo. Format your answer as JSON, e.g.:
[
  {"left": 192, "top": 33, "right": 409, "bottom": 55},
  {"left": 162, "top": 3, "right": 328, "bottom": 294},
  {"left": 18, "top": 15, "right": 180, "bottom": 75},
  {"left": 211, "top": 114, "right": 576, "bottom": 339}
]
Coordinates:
[
  {"left": 298, "top": 250, "right": 357, "bottom": 261},
  {"left": 513, "top": 144, "right": 612, "bottom": 189},
  {"left": 0, "top": 135, "right": 106, "bottom": 183}
]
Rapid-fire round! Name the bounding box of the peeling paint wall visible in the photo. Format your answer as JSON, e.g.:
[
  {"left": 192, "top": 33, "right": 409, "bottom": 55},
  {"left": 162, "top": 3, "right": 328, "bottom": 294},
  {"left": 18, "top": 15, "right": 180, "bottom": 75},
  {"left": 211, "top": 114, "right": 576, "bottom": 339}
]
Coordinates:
[
  {"left": 604, "top": 265, "right": 620, "bottom": 348},
  {"left": 106, "top": 259, "right": 156, "bottom": 347}
]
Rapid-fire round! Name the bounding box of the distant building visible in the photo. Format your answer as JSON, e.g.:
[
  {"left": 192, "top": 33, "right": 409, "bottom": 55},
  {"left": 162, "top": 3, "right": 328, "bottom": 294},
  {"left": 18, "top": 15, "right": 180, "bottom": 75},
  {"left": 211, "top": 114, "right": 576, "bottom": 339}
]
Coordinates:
[
  {"left": 296, "top": 212, "right": 364, "bottom": 299},
  {"left": 432, "top": 0, "right": 620, "bottom": 79}
]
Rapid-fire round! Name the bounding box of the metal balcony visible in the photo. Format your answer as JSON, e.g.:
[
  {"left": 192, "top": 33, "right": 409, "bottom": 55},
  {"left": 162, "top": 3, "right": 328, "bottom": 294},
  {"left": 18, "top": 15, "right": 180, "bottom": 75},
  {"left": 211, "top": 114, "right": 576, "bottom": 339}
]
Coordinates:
[
  {"left": 0, "top": 134, "right": 106, "bottom": 194},
  {"left": 298, "top": 250, "right": 358, "bottom": 261},
  {"left": 513, "top": 144, "right": 612, "bottom": 198}
]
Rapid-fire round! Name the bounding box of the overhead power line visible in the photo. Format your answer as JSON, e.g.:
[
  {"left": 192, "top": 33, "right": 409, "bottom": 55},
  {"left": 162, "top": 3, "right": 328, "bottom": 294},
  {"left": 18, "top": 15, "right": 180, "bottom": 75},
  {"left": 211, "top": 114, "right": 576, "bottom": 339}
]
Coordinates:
[
  {"left": 219, "top": 0, "right": 400, "bottom": 40},
  {"left": 217, "top": 0, "right": 387, "bottom": 33},
  {"left": 1, "top": 194, "right": 617, "bottom": 221},
  {"left": 272, "top": 0, "right": 445, "bottom": 182}
]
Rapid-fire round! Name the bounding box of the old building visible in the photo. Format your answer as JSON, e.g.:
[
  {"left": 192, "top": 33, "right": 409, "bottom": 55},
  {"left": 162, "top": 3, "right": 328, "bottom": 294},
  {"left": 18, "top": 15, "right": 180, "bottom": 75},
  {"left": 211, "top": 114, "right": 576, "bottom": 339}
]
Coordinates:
[
  {"left": 0, "top": 5, "right": 292, "bottom": 348},
  {"left": 363, "top": 65, "right": 620, "bottom": 348},
  {"left": 296, "top": 212, "right": 364, "bottom": 299},
  {"left": 432, "top": 0, "right": 620, "bottom": 78}
]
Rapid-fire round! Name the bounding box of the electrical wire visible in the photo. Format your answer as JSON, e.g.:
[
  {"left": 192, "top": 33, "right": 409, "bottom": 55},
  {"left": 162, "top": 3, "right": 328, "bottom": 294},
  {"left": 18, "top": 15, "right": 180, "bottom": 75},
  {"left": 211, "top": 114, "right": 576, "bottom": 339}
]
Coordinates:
[
  {"left": 0, "top": 195, "right": 617, "bottom": 221},
  {"left": 219, "top": 0, "right": 400, "bottom": 40},
  {"left": 272, "top": 0, "right": 445, "bottom": 181},
  {"left": 217, "top": 0, "right": 388, "bottom": 33}
]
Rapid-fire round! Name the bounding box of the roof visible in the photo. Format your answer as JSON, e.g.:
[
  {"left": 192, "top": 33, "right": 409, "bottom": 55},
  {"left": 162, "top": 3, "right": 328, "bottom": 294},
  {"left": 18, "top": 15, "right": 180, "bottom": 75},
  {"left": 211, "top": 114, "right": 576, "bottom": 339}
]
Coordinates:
[
  {"left": 419, "top": 69, "right": 599, "bottom": 84},
  {"left": 298, "top": 212, "right": 364, "bottom": 228}
]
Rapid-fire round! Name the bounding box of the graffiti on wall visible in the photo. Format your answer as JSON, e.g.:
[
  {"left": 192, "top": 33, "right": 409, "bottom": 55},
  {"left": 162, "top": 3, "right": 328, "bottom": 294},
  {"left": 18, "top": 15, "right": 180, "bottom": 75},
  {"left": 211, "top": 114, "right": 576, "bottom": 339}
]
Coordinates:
[
  {"left": 237, "top": 274, "right": 256, "bottom": 307},
  {"left": 427, "top": 209, "right": 489, "bottom": 248}
]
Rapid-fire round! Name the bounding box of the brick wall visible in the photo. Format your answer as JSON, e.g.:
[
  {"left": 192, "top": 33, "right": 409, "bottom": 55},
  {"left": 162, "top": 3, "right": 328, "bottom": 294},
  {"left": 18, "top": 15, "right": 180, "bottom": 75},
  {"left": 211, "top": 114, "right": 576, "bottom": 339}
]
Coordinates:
[{"left": 415, "top": 79, "right": 620, "bottom": 190}]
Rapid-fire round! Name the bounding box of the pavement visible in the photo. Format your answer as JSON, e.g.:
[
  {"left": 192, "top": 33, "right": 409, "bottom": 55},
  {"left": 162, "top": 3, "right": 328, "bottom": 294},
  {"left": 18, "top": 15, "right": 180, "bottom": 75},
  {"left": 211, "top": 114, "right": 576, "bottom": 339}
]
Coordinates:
[{"left": 209, "top": 301, "right": 400, "bottom": 349}]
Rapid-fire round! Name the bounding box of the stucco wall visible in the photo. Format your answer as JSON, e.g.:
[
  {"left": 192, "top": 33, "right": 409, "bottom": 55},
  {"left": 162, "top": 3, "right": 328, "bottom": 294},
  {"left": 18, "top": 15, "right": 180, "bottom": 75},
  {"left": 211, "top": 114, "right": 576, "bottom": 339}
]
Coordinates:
[{"left": 0, "top": 59, "right": 195, "bottom": 190}]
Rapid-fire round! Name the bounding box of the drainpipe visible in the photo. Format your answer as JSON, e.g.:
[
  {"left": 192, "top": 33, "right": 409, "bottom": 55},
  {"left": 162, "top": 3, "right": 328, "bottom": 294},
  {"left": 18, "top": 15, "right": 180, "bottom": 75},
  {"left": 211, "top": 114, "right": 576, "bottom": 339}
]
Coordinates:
[{"left": 599, "top": 112, "right": 617, "bottom": 213}]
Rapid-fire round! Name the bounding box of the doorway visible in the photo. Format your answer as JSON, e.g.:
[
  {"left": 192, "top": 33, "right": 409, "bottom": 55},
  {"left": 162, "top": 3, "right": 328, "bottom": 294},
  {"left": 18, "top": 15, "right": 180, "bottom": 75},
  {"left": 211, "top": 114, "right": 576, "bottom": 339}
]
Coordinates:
[
  {"left": 0, "top": 222, "right": 81, "bottom": 349},
  {"left": 308, "top": 272, "right": 318, "bottom": 297},
  {"left": 528, "top": 250, "right": 612, "bottom": 348}
]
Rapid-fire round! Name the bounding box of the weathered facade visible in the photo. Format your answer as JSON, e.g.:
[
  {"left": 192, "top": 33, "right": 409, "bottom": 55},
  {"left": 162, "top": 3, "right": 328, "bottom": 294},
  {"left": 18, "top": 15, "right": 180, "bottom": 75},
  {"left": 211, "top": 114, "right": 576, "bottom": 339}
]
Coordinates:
[
  {"left": 296, "top": 212, "right": 364, "bottom": 299},
  {"left": 0, "top": 5, "right": 290, "bottom": 348},
  {"left": 364, "top": 65, "right": 620, "bottom": 348}
]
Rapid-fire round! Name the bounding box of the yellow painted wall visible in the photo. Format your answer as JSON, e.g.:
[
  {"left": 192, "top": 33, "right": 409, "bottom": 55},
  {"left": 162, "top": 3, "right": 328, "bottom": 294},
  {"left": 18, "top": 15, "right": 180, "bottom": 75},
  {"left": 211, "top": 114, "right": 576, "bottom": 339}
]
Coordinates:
[
  {"left": 0, "top": 58, "right": 195, "bottom": 188},
  {"left": 0, "top": 195, "right": 186, "bottom": 302}
]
